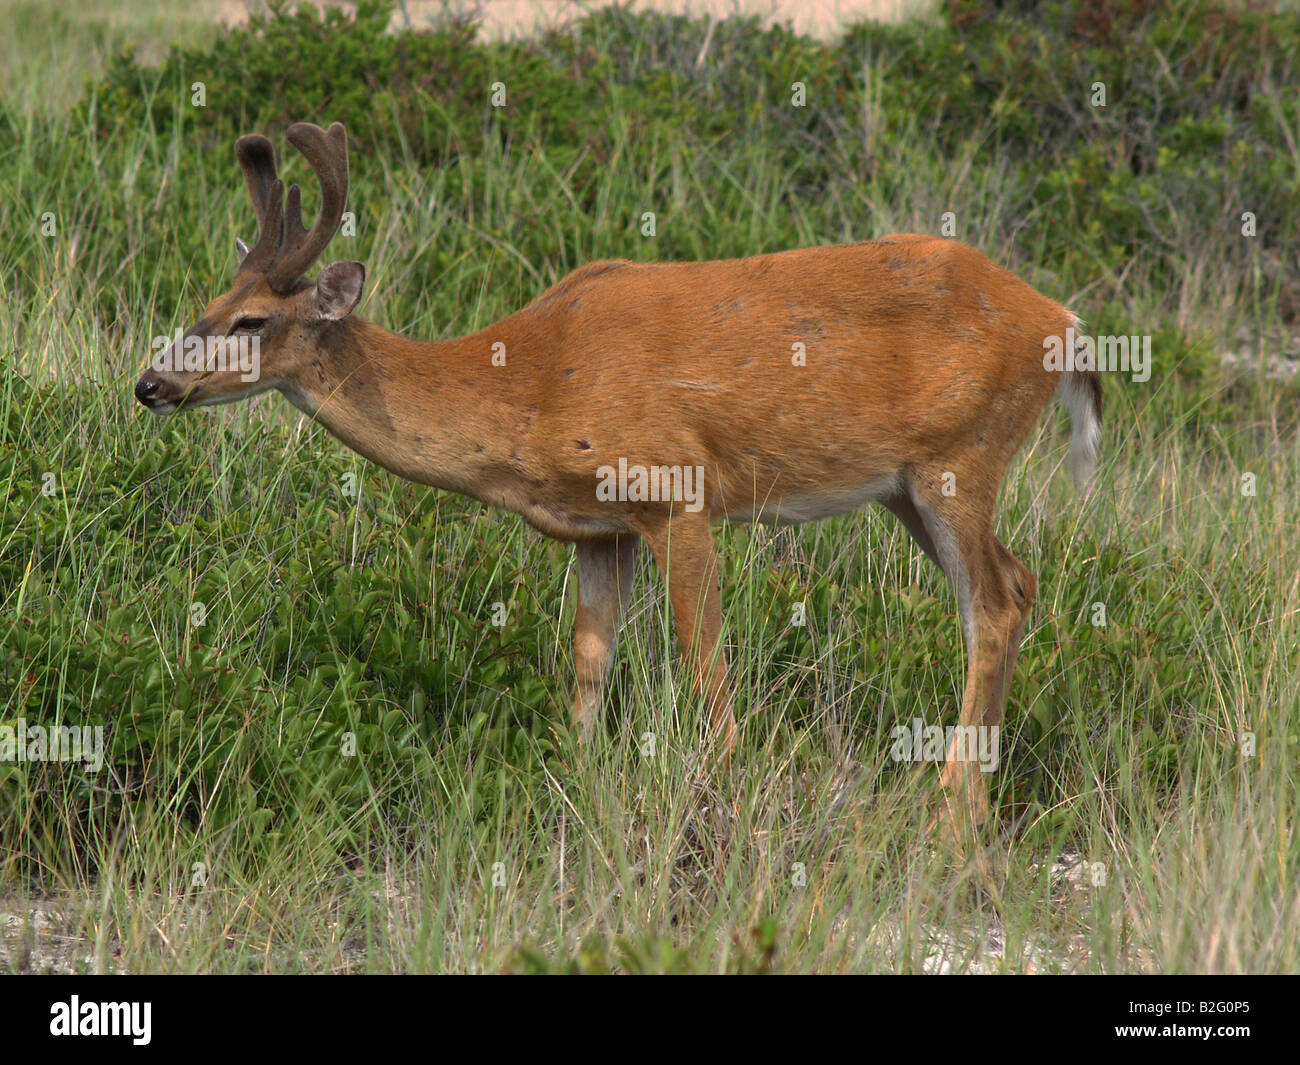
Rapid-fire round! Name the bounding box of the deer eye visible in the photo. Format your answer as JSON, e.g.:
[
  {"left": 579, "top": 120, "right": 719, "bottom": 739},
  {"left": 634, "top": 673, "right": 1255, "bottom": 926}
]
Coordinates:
[{"left": 232, "top": 316, "right": 267, "bottom": 333}]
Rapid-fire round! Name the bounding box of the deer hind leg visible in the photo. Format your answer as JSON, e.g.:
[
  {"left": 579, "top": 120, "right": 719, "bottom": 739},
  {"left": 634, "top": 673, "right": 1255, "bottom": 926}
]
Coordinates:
[
  {"left": 572, "top": 534, "right": 638, "bottom": 740},
  {"left": 903, "top": 472, "right": 1034, "bottom": 844},
  {"left": 639, "top": 512, "right": 737, "bottom": 759},
  {"left": 989, "top": 537, "right": 1036, "bottom": 716}
]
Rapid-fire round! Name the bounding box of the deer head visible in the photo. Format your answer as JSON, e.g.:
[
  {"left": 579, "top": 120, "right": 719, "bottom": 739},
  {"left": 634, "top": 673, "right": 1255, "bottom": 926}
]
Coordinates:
[{"left": 135, "top": 121, "right": 363, "bottom": 414}]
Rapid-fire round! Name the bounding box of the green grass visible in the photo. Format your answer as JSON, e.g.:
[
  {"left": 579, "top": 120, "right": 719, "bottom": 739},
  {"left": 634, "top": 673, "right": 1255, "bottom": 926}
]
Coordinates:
[
  {"left": 2, "top": 0, "right": 1298, "bottom": 973},
  {"left": 0, "top": 0, "right": 224, "bottom": 115}
]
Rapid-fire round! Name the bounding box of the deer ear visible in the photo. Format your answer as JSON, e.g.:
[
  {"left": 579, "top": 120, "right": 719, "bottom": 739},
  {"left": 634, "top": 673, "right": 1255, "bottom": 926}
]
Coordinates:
[
  {"left": 316, "top": 261, "right": 365, "bottom": 320},
  {"left": 236, "top": 237, "right": 250, "bottom": 261}
]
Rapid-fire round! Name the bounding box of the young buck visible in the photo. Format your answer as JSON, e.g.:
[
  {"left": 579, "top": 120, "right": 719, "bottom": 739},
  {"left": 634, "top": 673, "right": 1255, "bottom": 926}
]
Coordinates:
[{"left": 136, "top": 122, "right": 1101, "bottom": 839}]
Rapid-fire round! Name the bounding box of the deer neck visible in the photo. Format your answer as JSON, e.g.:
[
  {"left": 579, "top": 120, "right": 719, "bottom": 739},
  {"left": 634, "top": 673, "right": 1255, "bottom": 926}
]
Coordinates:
[{"left": 279, "top": 315, "right": 533, "bottom": 498}]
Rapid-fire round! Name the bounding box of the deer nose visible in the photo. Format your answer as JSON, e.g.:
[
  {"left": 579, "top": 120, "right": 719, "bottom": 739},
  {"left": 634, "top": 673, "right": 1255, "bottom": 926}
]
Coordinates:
[{"left": 135, "top": 376, "right": 161, "bottom": 404}]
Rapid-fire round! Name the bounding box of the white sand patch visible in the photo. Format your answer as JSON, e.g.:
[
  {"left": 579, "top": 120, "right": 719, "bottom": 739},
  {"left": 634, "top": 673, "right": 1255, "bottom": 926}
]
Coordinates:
[{"left": 216, "top": 0, "right": 938, "bottom": 41}]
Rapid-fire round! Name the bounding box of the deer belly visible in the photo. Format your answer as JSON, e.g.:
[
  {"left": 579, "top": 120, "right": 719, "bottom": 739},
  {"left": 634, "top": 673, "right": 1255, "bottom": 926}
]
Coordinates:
[{"left": 731, "top": 473, "right": 902, "bottom": 525}]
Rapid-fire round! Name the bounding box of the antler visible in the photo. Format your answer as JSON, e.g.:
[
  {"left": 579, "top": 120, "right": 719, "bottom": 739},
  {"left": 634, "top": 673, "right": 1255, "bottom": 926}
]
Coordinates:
[
  {"left": 234, "top": 122, "right": 349, "bottom": 292},
  {"left": 268, "top": 122, "right": 349, "bottom": 290}
]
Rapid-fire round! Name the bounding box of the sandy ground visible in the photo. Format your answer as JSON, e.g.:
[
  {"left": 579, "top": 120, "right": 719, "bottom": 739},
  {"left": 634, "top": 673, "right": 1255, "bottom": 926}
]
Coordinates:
[
  {"left": 2, "top": 895, "right": 109, "bottom": 974},
  {"left": 217, "top": 0, "right": 937, "bottom": 40}
]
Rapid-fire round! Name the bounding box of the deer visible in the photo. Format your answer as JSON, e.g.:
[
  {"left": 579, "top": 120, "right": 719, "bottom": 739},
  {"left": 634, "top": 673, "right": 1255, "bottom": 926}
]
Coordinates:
[{"left": 135, "top": 122, "right": 1101, "bottom": 844}]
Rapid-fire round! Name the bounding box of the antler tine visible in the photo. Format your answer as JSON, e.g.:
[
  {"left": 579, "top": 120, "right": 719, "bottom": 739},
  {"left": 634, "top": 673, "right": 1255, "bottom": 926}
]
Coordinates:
[
  {"left": 266, "top": 121, "right": 349, "bottom": 291},
  {"left": 279, "top": 181, "right": 308, "bottom": 265},
  {"left": 235, "top": 135, "right": 285, "bottom": 277},
  {"left": 235, "top": 134, "right": 278, "bottom": 224}
]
